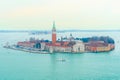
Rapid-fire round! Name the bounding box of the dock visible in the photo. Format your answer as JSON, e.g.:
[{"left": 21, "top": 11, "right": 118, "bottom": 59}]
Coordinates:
[{"left": 3, "top": 46, "right": 49, "bottom": 54}]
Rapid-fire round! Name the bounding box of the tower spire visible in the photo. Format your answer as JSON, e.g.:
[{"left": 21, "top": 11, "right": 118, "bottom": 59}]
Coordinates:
[
  {"left": 52, "top": 21, "right": 56, "bottom": 32},
  {"left": 53, "top": 21, "right": 56, "bottom": 30}
]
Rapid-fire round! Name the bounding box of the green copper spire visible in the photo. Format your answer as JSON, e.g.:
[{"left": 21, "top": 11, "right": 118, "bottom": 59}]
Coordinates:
[
  {"left": 52, "top": 21, "right": 56, "bottom": 32},
  {"left": 53, "top": 21, "right": 56, "bottom": 29}
]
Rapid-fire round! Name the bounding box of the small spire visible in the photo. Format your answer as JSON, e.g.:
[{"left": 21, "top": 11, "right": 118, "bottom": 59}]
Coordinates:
[{"left": 70, "top": 33, "right": 72, "bottom": 37}]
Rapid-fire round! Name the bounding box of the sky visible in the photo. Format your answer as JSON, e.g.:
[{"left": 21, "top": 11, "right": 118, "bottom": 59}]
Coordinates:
[{"left": 0, "top": 0, "right": 120, "bottom": 30}]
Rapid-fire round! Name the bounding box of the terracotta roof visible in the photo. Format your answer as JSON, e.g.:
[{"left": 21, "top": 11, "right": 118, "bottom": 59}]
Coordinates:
[
  {"left": 18, "top": 41, "right": 35, "bottom": 44},
  {"left": 46, "top": 42, "right": 70, "bottom": 48},
  {"left": 86, "top": 43, "right": 108, "bottom": 47}
]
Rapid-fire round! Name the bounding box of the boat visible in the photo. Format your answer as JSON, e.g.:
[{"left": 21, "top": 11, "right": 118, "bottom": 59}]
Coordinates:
[{"left": 57, "top": 58, "right": 66, "bottom": 62}]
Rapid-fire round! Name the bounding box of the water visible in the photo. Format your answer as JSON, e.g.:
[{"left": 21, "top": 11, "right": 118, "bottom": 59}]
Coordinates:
[{"left": 0, "top": 31, "right": 120, "bottom": 80}]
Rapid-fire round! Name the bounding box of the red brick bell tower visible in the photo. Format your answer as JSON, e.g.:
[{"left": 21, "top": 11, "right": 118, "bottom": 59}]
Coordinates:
[{"left": 52, "top": 21, "right": 56, "bottom": 44}]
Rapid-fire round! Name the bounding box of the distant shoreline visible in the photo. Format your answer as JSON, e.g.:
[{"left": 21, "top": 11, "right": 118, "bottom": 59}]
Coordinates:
[{"left": 0, "top": 30, "right": 120, "bottom": 33}]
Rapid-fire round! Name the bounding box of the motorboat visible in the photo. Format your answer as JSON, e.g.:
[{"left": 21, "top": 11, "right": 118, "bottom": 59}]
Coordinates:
[{"left": 57, "top": 58, "right": 66, "bottom": 62}]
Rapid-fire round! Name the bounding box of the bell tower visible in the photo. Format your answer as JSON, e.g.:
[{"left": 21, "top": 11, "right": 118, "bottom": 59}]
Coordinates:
[{"left": 52, "top": 21, "right": 56, "bottom": 44}]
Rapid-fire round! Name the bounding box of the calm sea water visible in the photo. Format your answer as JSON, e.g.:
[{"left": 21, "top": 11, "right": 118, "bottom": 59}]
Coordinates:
[{"left": 0, "top": 31, "right": 120, "bottom": 80}]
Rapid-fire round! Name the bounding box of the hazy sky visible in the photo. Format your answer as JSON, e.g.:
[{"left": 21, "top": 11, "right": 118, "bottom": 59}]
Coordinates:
[{"left": 0, "top": 0, "right": 120, "bottom": 30}]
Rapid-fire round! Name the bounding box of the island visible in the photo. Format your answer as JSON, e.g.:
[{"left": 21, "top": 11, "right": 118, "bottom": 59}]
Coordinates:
[{"left": 4, "top": 22, "right": 115, "bottom": 54}]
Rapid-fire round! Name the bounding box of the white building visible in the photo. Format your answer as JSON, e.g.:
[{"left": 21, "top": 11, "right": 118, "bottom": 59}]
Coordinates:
[
  {"left": 41, "top": 42, "right": 46, "bottom": 50},
  {"left": 73, "top": 41, "right": 85, "bottom": 52},
  {"left": 53, "top": 46, "right": 72, "bottom": 52},
  {"left": 47, "top": 46, "right": 72, "bottom": 53}
]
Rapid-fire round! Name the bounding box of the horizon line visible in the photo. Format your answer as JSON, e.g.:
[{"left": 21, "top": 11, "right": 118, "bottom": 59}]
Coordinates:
[{"left": 0, "top": 29, "right": 120, "bottom": 32}]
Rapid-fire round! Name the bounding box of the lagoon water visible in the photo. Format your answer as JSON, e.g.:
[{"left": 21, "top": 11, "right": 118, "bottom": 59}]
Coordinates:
[{"left": 0, "top": 31, "right": 120, "bottom": 80}]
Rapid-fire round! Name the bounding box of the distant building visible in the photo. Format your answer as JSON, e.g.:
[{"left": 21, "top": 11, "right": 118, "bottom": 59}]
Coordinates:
[
  {"left": 85, "top": 41, "right": 115, "bottom": 52},
  {"left": 17, "top": 41, "right": 35, "bottom": 48},
  {"left": 45, "top": 44, "right": 72, "bottom": 53},
  {"left": 73, "top": 40, "right": 85, "bottom": 52},
  {"left": 41, "top": 42, "right": 46, "bottom": 50}
]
